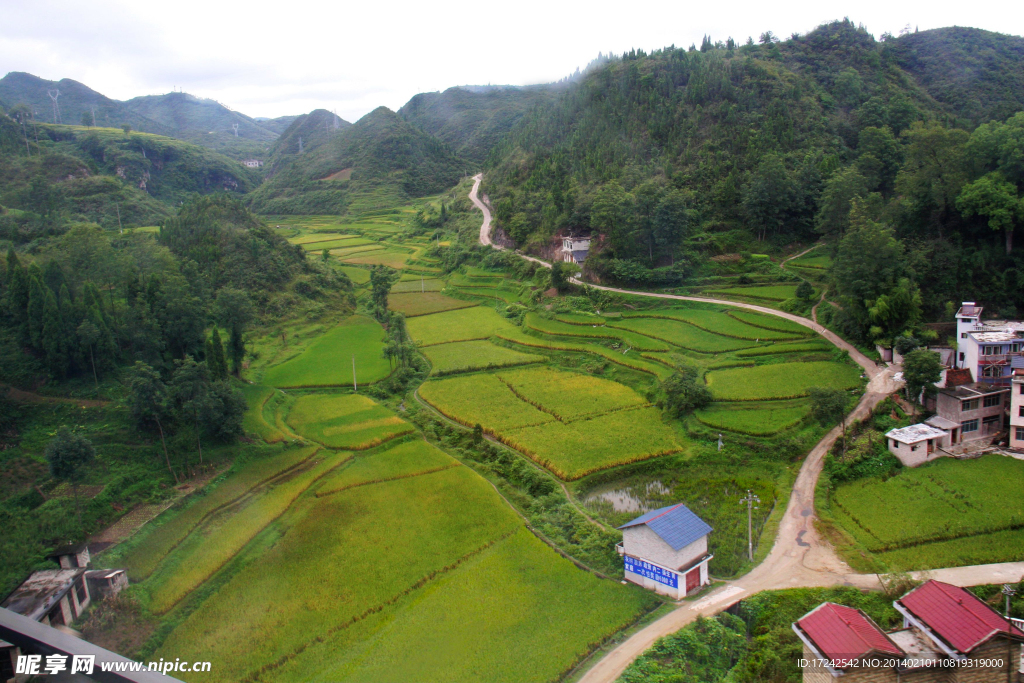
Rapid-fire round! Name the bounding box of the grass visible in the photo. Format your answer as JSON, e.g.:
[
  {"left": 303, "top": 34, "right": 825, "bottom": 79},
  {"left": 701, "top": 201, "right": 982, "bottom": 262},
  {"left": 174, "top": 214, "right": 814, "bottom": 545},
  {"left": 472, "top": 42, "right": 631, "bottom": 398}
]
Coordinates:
[
  {"left": 524, "top": 314, "right": 670, "bottom": 352},
  {"left": 316, "top": 440, "right": 457, "bottom": 496},
  {"left": 705, "top": 361, "right": 862, "bottom": 400},
  {"left": 735, "top": 341, "right": 833, "bottom": 357},
  {"left": 260, "top": 528, "right": 655, "bottom": 683},
  {"left": 391, "top": 278, "right": 444, "bottom": 293},
  {"left": 727, "top": 309, "right": 810, "bottom": 334},
  {"left": 388, "top": 292, "right": 477, "bottom": 317},
  {"left": 495, "top": 366, "right": 648, "bottom": 421},
  {"left": 876, "top": 528, "right": 1024, "bottom": 570},
  {"left": 419, "top": 374, "right": 556, "bottom": 432},
  {"left": 694, "top": 400, "right": 810, "bottom": 436},
  {"left": 119, "top": 446, "right": 319, "bottom": 581},
  {"left": 286, "top": 394, "right": 415, "bottom": 449},
  {"left": 154, "top": 466, "right": 523, "bottom": 681},
  {"left": 422, "top": 340, "right": 545, "bottom": 376},
  {"left": 701, "top": 284, "right": 804, "bottom": 302},
  {"left": 606, "top": 318, "right": 758, "bottom": 353},
  {"left": 406, "top": 307, "right": 516, "bottom": 346},
  {"left": 147, "top": 450, "right": 348, "bottom": 613},
  {"left": 503, "top": 407, "right": 684, "bottom": 480},
  {"left": 338, "top": 266, "right": 371, "bottom": 284},
  {"left": 261, "top": 316, "right": 392, "bottom": 388},
  {"left": 623, "top": 309, "right": 806, "bottom": 341},
  {"left": 830, "top": 455, "right": 1024, "bottom": 567},
  {"left": 238, "top": 383, "right": 285, "bottom": 443}
]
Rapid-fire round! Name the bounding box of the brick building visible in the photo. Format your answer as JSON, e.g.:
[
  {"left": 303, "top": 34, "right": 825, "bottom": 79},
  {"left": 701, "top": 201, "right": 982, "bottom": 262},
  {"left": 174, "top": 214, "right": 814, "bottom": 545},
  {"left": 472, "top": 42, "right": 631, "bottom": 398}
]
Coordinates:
[{"left": 794, "top": 580, "right": 1024, "bottom": 683}]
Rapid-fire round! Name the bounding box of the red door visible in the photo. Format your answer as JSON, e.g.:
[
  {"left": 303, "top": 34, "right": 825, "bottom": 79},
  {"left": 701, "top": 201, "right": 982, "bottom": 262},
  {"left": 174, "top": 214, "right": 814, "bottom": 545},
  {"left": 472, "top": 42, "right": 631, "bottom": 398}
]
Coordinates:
[{"left": 685, "top": 567, "right": 700, "bottom": 593}]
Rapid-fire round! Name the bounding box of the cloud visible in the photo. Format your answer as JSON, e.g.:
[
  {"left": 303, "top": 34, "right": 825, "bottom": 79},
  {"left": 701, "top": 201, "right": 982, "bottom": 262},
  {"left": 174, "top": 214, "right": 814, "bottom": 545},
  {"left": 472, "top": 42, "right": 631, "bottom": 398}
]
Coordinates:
[{"left": 1, "top": 0, "right": 1020, "bottom": 120}]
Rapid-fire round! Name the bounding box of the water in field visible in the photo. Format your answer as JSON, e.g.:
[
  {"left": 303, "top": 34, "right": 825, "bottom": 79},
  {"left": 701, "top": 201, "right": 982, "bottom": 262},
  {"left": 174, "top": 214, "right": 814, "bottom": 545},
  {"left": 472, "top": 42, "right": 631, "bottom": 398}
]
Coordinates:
[{"left": 583, "top": 480, "right": 670, "bottom": 513}]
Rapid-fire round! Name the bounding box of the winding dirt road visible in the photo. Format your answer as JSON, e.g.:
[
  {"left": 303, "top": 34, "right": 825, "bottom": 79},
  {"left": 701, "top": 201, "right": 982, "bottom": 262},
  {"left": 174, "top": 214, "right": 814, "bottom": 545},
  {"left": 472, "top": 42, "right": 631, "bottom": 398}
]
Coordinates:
[{"left": 467, "top": 177, "right": 1024, "bottom": 683}]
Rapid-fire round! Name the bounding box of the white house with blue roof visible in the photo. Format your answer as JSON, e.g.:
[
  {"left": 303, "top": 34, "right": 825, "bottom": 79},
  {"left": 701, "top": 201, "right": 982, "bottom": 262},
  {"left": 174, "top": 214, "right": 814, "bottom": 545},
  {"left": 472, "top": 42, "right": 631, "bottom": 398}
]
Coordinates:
[{"left": 617, "top": 503, "right": 713, "bottom": 599}]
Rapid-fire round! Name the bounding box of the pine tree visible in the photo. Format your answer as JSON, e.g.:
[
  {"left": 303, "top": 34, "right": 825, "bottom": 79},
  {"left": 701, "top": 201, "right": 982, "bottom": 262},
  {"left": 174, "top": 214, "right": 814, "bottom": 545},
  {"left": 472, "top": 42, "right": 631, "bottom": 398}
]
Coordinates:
[
  {"left": 43, "top": 260, "right": 67, "bottom": 296},
  {"left": 27, "top": 274, "right": 47, "bottom": 348},
  {"left": 209, "top": 328, "right": 228, "bottom": 381},
  {"left": 41, "top": 289, "right": 68, "bottom": 378},
  {"left": 5, "top": 262, "right": 30, "bottom": 340},
  {"left": 5, "top": 248, "right": 18, "bottom": 287}
]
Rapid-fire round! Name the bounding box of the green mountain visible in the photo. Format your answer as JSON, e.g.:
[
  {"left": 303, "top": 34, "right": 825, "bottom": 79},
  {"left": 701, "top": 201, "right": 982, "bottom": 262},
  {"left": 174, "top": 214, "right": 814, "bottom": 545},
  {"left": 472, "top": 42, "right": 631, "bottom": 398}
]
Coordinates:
[
  {"left": 0, "top": 72, "right": 168, "bottom": 133},
  {"left": 254, "top": 114, "right": 302, "bottom": 135},
  {"left": 482, "top": 20, "right": 1024, "bottom": 336},
  {"left": 399, "top": 85, "right": 560, "bottom": 164},
  {"left": 887, "top": 27, "right": 1024, "bottom": 125},
  {"left": 124, "top": 92, "right": 278, "bottom": 158},
  {"left": 248, "top": 106, "right": 467, "bottom": 214}
]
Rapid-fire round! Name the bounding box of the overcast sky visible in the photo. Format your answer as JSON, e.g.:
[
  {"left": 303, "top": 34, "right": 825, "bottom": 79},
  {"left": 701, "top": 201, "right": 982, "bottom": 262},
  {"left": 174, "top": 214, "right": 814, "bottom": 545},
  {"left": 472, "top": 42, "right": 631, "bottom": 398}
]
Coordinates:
[{"left": 1, "top": 0, "right": 1021, "bottom": 122}]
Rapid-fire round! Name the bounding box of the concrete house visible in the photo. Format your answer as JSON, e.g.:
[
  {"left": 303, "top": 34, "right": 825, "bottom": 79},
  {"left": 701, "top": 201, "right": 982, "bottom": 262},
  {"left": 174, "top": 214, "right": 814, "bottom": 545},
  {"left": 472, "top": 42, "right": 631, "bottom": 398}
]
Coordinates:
[
  {"left": 241, "top": 159, "right": 263, "bottom": 168},
  {"left": 884, "top": 424, "right": 950, "bottom": 467},
  {"left": 935, "top": 382, "right": 1008, "bottom": 443},
  {"left": 85, "top": 569, "right": 128, "bottom": 600},
  {"left": 0, "top": 569, "right": 91, "bottom": 628},
  {"left": 617, "top": 503, "right": 713, "bottom": 599},
  {"left": 46, "top": 543, "right": 90, "bottom": 570},
  {"left": 954, "top": 301, "right": 1024, "bottom": 385},
  {"left": 559, "top": 236, "right": 591, "bottom": 265},
  {"left": 794, "top": 580, "right": 1023, "bottom": 683},
  {"left": 1010, "top": 369, "right": 1024, "bottom": 450}
]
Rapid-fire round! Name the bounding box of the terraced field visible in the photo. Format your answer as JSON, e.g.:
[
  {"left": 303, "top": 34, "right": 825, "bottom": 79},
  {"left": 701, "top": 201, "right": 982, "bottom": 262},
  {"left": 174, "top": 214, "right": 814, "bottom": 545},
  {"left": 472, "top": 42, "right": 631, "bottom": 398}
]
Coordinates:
[
  {"left": 623, "top": 309, "right": 807, "bottom": 341},
  {"left": 286, "top": 394, "right": 415, "bottom": 449},
  {"left": 606, "top": 317, "right": 758, "bottom": 353},
  {"left": 422, "top": 340, "right": 545, "bottom": 375},
  {"left": 695, "top": 400, "right": 810, "bottom": 436},
  {"left": 407, "top": 306, "right": 516, "bottom": 346},
  {"left": 701, "top": 283, "right": 805, "bottom": 302},
  {"left": 524, "top": 313, "right": 671, "bottom": 352},
  {"left": 262, "top": 315, "right": 391, "bottom": 388},
  {"left": 705, "top": 361, "right": 863, "bottom": 400},
  {"left": 388, "top": 291, "right": 476, "bottom": 317}
]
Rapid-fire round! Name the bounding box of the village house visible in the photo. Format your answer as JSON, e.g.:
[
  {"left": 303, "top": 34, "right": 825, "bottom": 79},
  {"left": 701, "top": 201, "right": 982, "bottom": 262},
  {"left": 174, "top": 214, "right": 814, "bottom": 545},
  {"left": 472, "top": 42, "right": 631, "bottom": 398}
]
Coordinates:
[
  {"left": 794, "top": 580, "right": 1023, "bottom": 683},
  {"left": 935, "top": 382, "right": 1008, "bottom": 443},
  {"left": 954, "top": 302, "right": 1024, "bottom": 385},
  {"left": 241, "top": 159, "right": 263, "bottom": 168},
  {"left": 1010, "top": 369, "right": 1024, "bottom": 450},
  {"left": 884, "top": 423, "right": 950, "bottom": 467},
  {"left": 559, "top": 235, "right": 591, "bottom": 265},
  {"left": 617, "top": 503, "right": 713, "bottom": 599}
]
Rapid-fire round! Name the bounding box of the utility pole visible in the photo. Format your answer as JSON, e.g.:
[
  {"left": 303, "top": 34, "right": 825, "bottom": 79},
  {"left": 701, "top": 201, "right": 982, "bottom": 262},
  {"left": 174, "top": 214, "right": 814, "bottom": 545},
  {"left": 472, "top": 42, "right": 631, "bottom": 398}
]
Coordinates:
[
  {"left": 1003, "top": 584, "right": 1016, "bottom": 618},
  {"left": 115, "top": 203, "right": 123, "bottom": 233},
  {"left": 352, "top": 355, "right": 357, "bottom": 392},
  {"left": 740, "top": 490, "right": 760, "bottom": 561}
]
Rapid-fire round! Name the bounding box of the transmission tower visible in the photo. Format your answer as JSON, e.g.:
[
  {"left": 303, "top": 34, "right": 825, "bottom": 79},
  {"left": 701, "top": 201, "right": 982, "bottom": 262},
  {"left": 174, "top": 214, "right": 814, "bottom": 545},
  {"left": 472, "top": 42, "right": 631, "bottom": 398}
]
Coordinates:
[
  {"left": 232, "top": 123, "right": 239, "bottom": 137},
  {"left": 333, "top": 109, "right": 340, "bottom": 131},
  {"left": 47, "top": 89, "right": 61, "bottom": 124},
  {"left": 298, "top": 136, "right": 303, "bottom": 154}
]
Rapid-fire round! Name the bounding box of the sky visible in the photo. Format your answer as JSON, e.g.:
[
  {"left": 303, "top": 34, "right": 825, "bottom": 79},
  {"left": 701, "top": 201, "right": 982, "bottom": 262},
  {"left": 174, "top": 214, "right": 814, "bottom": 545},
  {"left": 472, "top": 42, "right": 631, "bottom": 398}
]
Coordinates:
[{"left": 1, "top": 0, "right": 1022, "bottom": 123}]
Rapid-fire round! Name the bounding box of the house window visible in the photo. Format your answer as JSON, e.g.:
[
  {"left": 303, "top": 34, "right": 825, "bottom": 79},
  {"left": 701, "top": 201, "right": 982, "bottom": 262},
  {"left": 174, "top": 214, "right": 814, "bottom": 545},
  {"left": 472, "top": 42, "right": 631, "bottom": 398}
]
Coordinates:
[
  {"left": 982, "top": 366, "right": 1001, "bottom": 378},
  {"left": 959, "top": 352, "right": 966, "bottom": 362},
  {"left": 962, "top": 332, "right": 968, "bottom": 339},
  {"left": 983, "top": 415, "right": 1001, "bottom": 427},
  {"left": 1013, "top": 343, "right": 1022, "bottom": 353},
  {"left": 962, "top": 419, "right": 979, "bottom": 433},
  {"left": 910, "top": 443, "right": 918, "bottom": 451},
  {"left": 984, "top": 394, "right": 1002, "bottom": 407},
  {"left": 1019, "top": 406, "right": 1024, "bottom": 417},
  {"left": 1016, "top": 427, "right": 1024, "bottom": 441},
  {"left": 75, "top": 577, "right": 88, "bottom": 605},
  {"left": 962, "top": 399, "right": 979, "bottom": 411},
  {"left": 983, "top": 345, "right": 1001, "bottom": 355}
]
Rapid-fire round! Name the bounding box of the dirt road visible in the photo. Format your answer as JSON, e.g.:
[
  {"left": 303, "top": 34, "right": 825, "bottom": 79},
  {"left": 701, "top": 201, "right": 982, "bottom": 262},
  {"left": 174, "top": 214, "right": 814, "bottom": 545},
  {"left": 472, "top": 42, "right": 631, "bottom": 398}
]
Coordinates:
[
  {"left": 470, "top": 174, "right": 494, "bottom": 247},
  {"left": 467, "top": 177, "right": 1024, "bottom": 683}
]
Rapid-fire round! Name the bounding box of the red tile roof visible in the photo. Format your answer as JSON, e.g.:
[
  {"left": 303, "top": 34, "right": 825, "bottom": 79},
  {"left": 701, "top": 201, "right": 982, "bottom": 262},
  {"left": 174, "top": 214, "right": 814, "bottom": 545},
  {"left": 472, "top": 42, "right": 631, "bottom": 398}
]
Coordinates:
[
  {"left": 796, "top": 603, "right": 904, "bottom": 663},
  {"left": 897, "top": 581, "right": 1024, "bottom": 654},
  {"left": 944, "top": 368, "right": 974, "bottom": 387}
]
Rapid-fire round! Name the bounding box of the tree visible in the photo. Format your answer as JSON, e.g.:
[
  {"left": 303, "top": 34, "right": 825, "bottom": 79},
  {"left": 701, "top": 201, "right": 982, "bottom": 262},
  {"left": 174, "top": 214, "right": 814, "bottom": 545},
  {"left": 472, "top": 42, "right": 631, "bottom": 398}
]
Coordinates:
[
  {"left": 121, "top": 124, "right": 132, "bottom": 134},
  {"left": 809, "top": 387, "right": 849, "bottom": 455},
  {"left": 207, "top": 328, "right": 228, "bottom": 381},
  {"left": 45, "top": 427, "right": 95, "bottom": 527},
  {"left": 796, "top": 280, "right": 814, "bottom": 300},
  {"left": 550, "top": 261, "right": 580, "bottom": 293},
  {"left": 815, "top": 167, "right": 869, "bottom": 239},
  {"left": 955, "top": 172, "right": 1023, "bottom": 254},
  {"left": 125, "top": 361, "right": 177, "bottom": 483},
  {"left": 41, "top": 289, "right": 68, "bottom": 378},
  {"left": 868, "top": 278, "right": 922, "bottom": 343},
  {"left": 26, "top": 271, "right": 46, "bottom": 348},
  {"left": 77, "top": 320, "right": 101, "bottom": 389},
  {"left": 659, "top": 368, "right": 712, "bottom": 417},
  {"left": 832, "top": 205, "right": 905, "bottom": 337},
  {"left": 895, "top": 122, "right": 968, "bottom": 235},
  {"left": 170, "top": 356, "right": 212, "bottom": 466},
  {"left": 902, "top": 349, "right": 943, "bottom": 413},
  {"left": 652, "top": 189, "right": 693, "bottom": 263},
  {"left": 368, "top": 265, "right": 400, "bottom": 322},
  {"left": 216, "top": 288, "right": 254, "bottom": 376},
  {"left": 742, "top": 155, "right": 798, "bottom": 241},
  {"left": 321, "top": 248, "right": 330, "bottom": 262}
]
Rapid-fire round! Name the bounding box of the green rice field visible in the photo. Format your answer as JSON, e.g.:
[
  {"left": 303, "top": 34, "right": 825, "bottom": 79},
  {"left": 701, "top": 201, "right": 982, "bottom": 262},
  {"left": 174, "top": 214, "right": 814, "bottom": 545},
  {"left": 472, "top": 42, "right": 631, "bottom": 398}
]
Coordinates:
[
  {"left": 388, "top": 291, "right": 476, "bottom": 317},
  {"left": 496, "top": 366, "right": 647, "bottom": 421},
  {"left": 338, "top": 266, "right": 371, "bottom": 284},
  {"left": 238, "top": 383, "right": 285, "bottom": 443},
  {"left": 606, "top": 317, "right": 758, "bottom": 353},
  {"left": 316, "top": 440, "right": 457, "bottom": 496},
  {"left": 422, "top": 340, "right": 545, "bottom": 375},
  {"left": 694, "top": 400, "right": 810, "bottom": 435},
  {"left": 727, "top": 309, "right": 810, "bottom": 334},
  {"left": 407, "top": 307, "right": 516, "bottom": 346},
  {"left": 830, "top": 455, "right": 1024, "bottom": 569},
  {"left": 419, "top": 374, "right": 556, "bottom": 432},
  {"left": 705, "top": 361, "right": 862, "bottom": 400},
  {"left": 623, "top": 309, "right": 806, "bottom": 341},
  {"left": 286, "top": 394, "right": 415, "bottom": 449},
  {"left": 391, "top": 278, "right": 444, "bottom": 293},
  {"left": 524, "top": 313, "right": 670, "bottom": 351},
  {"left": 735, "top": 341, "right": 833, "bottom": 357},
  {"left": 702, "top": 284, "right": 804, "bottom": 302},
  {"left": 262, "top": 316, "right": 392, "bottom": 388}
]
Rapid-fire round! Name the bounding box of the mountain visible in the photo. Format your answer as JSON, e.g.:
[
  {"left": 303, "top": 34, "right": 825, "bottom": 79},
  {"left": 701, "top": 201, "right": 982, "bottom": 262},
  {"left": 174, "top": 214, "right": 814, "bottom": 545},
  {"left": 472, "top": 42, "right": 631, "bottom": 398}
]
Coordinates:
[
  {"left": 248, "top": 107, "right": 467, "bottom": 214},
  {"left": 254, "top": 114, "right": 302, "bottom": 135},
  {"left": 887, "top": 27, "right": 1024, "bottom": 125},
  {"left": 124, "top": 92, "right": 278, "bottom": 158},
  {"left": 0, "top": 72, "right": 168, "bottom": 133},
  {"left": 399, "top": 85, "right": 560, "bottom": 164}
]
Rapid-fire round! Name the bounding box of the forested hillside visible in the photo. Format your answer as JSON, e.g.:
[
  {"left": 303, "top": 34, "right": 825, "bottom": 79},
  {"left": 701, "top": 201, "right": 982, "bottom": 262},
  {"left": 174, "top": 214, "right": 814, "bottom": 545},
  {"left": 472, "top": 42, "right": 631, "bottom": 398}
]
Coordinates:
[
  {"left": 0, "top": 110, "right": 258, "bottom": 238},
  {"left": 482, "top": 20, "right": 1024, "bottom": 345},
  {"left": 399, "top": 85, "right": 560, "bottom": 164},
  {"left": 248, "top": 106, "right": 468, "bottom": 214}
]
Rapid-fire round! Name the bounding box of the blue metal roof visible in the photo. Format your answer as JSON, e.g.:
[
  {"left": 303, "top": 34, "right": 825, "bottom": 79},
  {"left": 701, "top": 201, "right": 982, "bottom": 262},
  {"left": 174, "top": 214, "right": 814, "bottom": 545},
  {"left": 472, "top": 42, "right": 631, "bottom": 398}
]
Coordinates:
[{"left": 618, "top": 503, "right": 712, "bottom": 551}]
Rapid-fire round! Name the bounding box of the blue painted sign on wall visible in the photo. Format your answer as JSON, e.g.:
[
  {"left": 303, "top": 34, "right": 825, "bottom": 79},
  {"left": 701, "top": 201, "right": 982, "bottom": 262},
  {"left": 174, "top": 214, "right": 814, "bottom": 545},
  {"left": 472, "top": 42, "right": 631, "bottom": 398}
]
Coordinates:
[{"left": 624, "top": 556, "right": 678, "bottom": 588}]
